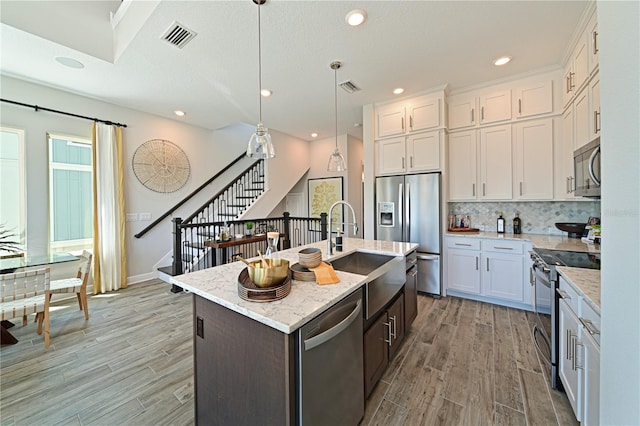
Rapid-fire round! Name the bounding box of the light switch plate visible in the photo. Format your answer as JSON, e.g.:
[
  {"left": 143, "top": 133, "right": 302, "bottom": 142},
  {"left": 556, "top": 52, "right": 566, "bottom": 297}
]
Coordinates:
[
  {"left": 126, "top": 213, "right": 138, "bottom": 222},
  {"left": 139, "top": 212, "right": 152, "bottom": 221}
]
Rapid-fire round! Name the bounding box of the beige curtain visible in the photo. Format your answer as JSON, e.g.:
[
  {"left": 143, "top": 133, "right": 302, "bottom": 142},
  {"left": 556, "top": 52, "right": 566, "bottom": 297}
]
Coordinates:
[{"left": 92, "top": 123, "right": 127, "bottom": 293}]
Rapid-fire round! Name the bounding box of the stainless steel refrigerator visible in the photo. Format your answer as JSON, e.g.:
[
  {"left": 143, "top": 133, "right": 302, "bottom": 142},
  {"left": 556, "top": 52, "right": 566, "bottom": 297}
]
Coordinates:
[{"left": 375, "top": 173, "right": 441, "bottom": 296}]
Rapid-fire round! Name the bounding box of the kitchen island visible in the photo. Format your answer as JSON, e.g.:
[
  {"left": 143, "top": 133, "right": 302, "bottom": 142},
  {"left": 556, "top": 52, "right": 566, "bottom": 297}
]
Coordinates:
[{"left": 171, "top": 238, "right": 418, "bottom": 425}]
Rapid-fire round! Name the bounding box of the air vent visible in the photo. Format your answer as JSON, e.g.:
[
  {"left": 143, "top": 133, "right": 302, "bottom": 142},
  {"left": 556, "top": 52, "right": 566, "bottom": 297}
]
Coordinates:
[
  {"left": 339, "top": 80, "right": 361, "bottom": 94},
  {"left": 161, "top": 21, "right": 197, "bottom": 49}
]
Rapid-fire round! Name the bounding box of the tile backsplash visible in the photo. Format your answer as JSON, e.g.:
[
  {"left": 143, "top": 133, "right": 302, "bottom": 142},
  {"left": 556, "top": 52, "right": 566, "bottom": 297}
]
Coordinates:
[{"left": 449, "top": 201, "right": 601, "bottom": 235}]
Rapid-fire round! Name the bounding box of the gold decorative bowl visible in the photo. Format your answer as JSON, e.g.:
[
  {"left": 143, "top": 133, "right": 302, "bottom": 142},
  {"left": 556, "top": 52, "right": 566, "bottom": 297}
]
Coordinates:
[{"left": 247, "top": 259, "right": 290, "bottom": 288}]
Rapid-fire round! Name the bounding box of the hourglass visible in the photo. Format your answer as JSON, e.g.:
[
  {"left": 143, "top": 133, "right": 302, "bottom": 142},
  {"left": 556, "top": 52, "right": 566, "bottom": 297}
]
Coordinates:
[{"left": 264, "top": 231, "right": 280, "bottom": 261}]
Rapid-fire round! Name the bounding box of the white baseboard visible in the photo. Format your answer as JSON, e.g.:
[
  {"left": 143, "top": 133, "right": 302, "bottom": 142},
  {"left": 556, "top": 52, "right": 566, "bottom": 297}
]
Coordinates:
[{"left": 127, "top": 271, "right": 156, "bottom": 284}]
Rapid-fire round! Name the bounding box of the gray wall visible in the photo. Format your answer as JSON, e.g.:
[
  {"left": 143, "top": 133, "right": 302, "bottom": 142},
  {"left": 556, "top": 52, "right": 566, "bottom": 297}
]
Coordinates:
[{"left": 597, "top": 1, "right": 640, "bottom": 423}]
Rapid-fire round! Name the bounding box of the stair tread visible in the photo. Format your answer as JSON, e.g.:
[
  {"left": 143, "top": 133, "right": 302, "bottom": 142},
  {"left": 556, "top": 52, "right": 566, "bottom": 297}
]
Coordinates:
[
  {"left": 184, "top": 242, "right": 206, "bottom": 250},
  {"left": 158, "top": 265, "right": 175, "bottom": 276}
]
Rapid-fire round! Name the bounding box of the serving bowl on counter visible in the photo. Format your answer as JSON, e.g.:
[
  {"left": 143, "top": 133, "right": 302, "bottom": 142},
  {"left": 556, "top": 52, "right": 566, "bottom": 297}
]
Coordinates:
[
  {"left": 246, "top": 259, "right": 290, "bottom": 288},
  {"left": 555, "top": 222, "right": 587, "bottom": 238},
  {"left": 298, "top": 248, "right": 322, "bottom": 269}
]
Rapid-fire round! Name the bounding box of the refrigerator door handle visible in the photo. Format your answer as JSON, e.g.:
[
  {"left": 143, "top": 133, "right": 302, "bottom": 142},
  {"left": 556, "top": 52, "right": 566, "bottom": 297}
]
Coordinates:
[
  {"left": 398, "top": 183, "right": 403, "bottom": 233},
  {"left": 406, "top": 183, "right": 411, "bottom": 242}
]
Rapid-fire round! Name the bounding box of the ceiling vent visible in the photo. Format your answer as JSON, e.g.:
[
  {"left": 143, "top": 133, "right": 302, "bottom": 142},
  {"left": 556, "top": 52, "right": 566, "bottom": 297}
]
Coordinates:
[
  {"left": 338, "top": 80, "right": 361, "bottom": 94},
  {"left": 161, "top": 21, "right": 197, "bottom": 49}
]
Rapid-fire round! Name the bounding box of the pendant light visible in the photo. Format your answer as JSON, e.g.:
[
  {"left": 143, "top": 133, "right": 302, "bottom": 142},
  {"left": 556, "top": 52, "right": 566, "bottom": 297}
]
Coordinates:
[
  {"left": 327, "top": 61, "right": 346, "bottom": 172},
  {"left": 246, "top": 0, "right": 275, "bottom": 159}
]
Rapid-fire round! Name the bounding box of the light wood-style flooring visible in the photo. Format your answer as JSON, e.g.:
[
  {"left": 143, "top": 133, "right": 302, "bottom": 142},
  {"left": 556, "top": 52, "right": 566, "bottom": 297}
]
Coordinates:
[{"left": 0, "top": 280, "right": 577, "bottom": 425}]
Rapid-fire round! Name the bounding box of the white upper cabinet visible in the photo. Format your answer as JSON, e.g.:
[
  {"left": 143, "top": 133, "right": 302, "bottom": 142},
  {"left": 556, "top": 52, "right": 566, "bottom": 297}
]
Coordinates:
[
  {"left": 563, "top": 29, "right": 590, "bottom": 108},
  {"left": 448, "top": 96, "right": 477, "bottom": 130},
  {"left": 515, "top": 81, "right": 553, "bottom": 118},
  {"left": 407, "top": 95, "right": 441, "bottom": 132},
  {"left": 587, "top": 13, "right": 599, "bottom": 75},
  {"left": 479, "top": 125, "right": 512, "bottom": 200},
  {"left": 377, "top": 131, "right": 442, "bottom": 176},
  {"left": 448, "top": 130, "right": 478, "bottom": 201},
  {"left": 589, "top": 75, "right": 601, "bottom": 141},
  {"left": 406, "top": 131, "right": 440, "bottom": 173},
  {"left": 479, "top": 90, "right": 512, "bottom": 124},
  {"left": 376, "top": 102, "right": 406, "bottom": 138},
  {"left": 574, "top": 88, "right": 590, "bottom": 150},
  {"left": 513, "top": 119, "right": 554, "bottom": 200},
  {"left": 376, "top": 93, "right": 443, "bottom": 139},
  {"left": 376, "top": 137, "right": 406, "bottom": 175},
  {"left": 559, "top": 106, "right": 578, "bottom": 199}
]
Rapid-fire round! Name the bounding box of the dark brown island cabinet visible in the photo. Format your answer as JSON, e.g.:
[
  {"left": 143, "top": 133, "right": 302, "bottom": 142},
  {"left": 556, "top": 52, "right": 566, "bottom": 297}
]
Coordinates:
[{"left": 192, "top": 250, "right": 419, "bottom": 425}]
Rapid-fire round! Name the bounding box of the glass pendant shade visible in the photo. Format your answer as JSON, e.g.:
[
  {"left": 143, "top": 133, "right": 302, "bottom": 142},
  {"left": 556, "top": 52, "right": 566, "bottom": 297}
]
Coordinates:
[
  {"left": 327, "top": 147, "right": 346, "bottom": 171},
  {"left": 247, "top": 122, "right": 275, "bottom": 158},
  {"left": 327, "top": 61, "right": 346, "bottom": 172}
]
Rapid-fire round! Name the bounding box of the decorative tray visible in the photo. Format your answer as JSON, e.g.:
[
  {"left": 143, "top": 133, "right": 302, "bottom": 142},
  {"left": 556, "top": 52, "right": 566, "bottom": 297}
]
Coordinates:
[
  {"left": 447, "top": 227, "right": 480, "bottom": 233},
  {"left": 237, "top": 268, "right": 291, "bottom": 302}
]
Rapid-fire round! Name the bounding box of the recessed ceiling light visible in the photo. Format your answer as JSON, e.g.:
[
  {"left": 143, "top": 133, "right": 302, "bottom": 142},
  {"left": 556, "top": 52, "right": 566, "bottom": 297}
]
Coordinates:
[
  {"left": 494, "top": 56, "right": 512, "bottom": 66},
  {"left": 345, "top": 9, "right": 367, "bottom": 26},
  {"left": 393, "top": 88, "right": 404, "bottom": 95},
  {"left": 174, "top": 110, "right": 186, "bottom": 117},
  {"left": 311, "top": 133, "right": 318, "bottom": 138},
  {"left": 260, "top": 89, "right": 272, "bottom": 97},
  {"left": 55, "top": 56, "right": 84, "bottom": 69}
]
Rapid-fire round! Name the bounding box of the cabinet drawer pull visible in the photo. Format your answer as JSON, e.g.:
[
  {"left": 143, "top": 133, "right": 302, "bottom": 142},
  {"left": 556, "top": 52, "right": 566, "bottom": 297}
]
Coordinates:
[
  {"left": 556, "top": 289, "right": 571, "bottom": 299},
  {"left": 390, "top": 315, "right": 397, "bottom": 339},
  {"left": 471, "top": 108, "right": 474, "bottom": 123},
  {"left": 580, "top": 317, "right": 600, "bottom": 335},
  {"left": 409, "top": 270, "right": 418, "bottom": 277},
  {"left": 472, "top": 183, "right": 475, "bottom": 197},
  {"left": 566, "top": 329, "right": 571, "bottom": 360},
  {"left": 593, "top": 31, "right": 598, "bottom": 54},
  {"left": 410, "top": 156, "right": 413, "bottom": 168},
  {"left": 455, "top": 242, "right": 472, "bottom": 246},
  {"left": 519, "top": 182, "right": 523, "bottom": 196},
  {"left": 482, "top": 183, "right": 486, "bottom": 196},
  {"left": 409, "top": 115, "right": 413, "bottom": 131},
  {"left": 493, "top": 246, "right": 514, "bottom": 250},
  {"left": 402, "top": 157, "right": 405, "bottom": 169},
  {"left": 475, "top": 256, "right": 479, "bottom": 270},
  {"left": 486, "top": 258, "right": 490, "bottom": 271},
  {"left": 573, "top": 336, "right": 584, "bottom": 371},
  {"left": 518, "top": 99, "right": 522, "bottom": 114},
  {"left": 481, "top": 106, "right": 485, "bottom": 121},
  {"left": 401, "top": 117, "right": 405, "bottom": 132}
]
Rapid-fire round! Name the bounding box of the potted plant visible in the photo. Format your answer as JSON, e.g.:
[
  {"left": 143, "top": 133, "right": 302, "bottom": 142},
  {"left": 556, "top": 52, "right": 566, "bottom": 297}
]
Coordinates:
[
  {"left": 245, "top": 221, "right": 254, "bottom": 237},
  {"left": 0, "top": 224, "right": 22, "bottom": 255}
]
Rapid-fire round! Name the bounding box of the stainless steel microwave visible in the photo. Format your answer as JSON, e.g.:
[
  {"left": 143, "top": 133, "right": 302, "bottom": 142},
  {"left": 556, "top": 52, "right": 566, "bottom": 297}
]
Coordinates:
[{"left": 574, "top": 137, "right": 601, "bottom": 198}]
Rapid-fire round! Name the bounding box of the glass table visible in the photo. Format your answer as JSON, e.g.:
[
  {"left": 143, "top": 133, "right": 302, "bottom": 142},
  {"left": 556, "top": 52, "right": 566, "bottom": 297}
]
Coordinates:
[{"left": 0, "top": 252, "right": 78, "bottom": 274}]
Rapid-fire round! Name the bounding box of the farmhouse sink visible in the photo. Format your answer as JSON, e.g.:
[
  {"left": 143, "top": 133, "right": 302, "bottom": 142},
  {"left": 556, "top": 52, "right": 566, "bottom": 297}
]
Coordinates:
[
  {"left": 329, "top": 251, "right": 405, "bottom": 320},
  {"left": 329, "top": 252, "right": 396, "bottom": 275}
]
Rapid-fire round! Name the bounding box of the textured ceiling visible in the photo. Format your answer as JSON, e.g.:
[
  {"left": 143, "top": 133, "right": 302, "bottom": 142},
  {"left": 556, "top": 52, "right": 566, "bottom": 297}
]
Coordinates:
[{"left": 0, "top": 1, "right": 588, "bottom": 141}]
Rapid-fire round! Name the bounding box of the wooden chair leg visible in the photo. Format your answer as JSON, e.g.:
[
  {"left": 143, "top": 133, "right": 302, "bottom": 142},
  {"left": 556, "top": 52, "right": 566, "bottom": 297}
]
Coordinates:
[
  {"left": 36, "top": 312, "right": 43, "bottom": 334},
  {"left": 23, "top": 315, "right": 28, "bottom": 326},
  {"left": 44, "top": 292, "right": 50, "bottom": 348},
  {"left": 81, "top": 292, "right": 89, "bottom": 320},
  {"left": 76, "top": 293, "right": 83, "bottom": 311}
]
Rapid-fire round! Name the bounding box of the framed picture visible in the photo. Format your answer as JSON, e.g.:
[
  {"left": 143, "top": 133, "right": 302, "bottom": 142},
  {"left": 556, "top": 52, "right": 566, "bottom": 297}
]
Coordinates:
[{"left": 308, "top": 177, "right": 343, "bottom": 231}]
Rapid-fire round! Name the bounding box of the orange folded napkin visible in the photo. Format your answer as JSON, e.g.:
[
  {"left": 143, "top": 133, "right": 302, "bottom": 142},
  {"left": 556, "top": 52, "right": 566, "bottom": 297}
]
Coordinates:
[{"left": 309, "top": 262, "right": 340, "bottom": 285}]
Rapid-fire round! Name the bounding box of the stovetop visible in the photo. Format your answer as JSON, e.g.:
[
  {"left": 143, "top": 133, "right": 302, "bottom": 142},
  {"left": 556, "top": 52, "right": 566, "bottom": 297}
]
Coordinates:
[{"left": 532, "top": 248, "right": 601, "bottom": 270}]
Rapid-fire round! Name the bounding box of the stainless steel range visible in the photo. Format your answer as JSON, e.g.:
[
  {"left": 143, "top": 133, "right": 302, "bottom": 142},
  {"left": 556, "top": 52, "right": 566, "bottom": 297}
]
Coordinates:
[{"left": 529, "top": 248, "right": 601, "bottom": 389}]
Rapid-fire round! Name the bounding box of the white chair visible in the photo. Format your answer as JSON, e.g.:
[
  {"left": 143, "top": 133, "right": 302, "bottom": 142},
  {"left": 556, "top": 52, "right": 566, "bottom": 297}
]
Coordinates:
[
  {"left": 49, "top": 250, "right": 92, "bottom": 319},
  {"left": 0, "top": 268, "right": 51, "bottom": 347}
]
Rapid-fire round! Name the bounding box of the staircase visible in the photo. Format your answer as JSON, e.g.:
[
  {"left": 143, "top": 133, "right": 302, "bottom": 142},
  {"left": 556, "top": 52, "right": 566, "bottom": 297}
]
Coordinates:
[{"left": 159, "top": 159, "right": 266, "bottom": 277}]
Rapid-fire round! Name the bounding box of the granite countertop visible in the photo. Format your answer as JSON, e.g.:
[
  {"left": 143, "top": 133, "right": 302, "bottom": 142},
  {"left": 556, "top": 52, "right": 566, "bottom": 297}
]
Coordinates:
[
  {"left": 445, "top": 231, "right": 600, "bottom": 253},
  {"left": 557, "top": 266, "right": 601, "bottom": 314},
  {"left": 170, "top": 238, "right": 418, "bottom": 334}
]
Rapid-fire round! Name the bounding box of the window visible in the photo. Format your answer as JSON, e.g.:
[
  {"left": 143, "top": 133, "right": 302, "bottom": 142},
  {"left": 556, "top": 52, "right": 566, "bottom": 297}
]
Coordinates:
[
  {"left": 0, "top": 127, "right": 26, "bottom": 252},
  {"left": 48, "top": 133, "right": 93, "bottom": 252}
]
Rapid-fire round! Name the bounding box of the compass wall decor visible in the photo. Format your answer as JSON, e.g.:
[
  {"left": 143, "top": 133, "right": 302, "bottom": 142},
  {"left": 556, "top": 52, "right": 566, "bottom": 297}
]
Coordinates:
[{"left": 132, "top": 139, "right": 190, "bottom": 193}]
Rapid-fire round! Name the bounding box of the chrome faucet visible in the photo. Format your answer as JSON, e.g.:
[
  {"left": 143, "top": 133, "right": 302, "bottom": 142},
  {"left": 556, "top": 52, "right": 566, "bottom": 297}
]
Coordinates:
[{"left": 327, "top": 201, "right": 358, "bottom": 255}]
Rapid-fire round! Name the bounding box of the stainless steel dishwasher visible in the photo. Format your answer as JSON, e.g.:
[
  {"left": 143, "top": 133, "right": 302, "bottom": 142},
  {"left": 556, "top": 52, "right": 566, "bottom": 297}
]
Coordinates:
[{"left": 296, "top": 288, "right": 364, "bottom": 425}]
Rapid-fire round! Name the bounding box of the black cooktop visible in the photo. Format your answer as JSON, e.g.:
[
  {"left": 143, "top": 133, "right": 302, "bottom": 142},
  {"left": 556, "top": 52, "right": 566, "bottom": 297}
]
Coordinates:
[{"left": 533, "top": 248, "right": 601, "bottom": 270}]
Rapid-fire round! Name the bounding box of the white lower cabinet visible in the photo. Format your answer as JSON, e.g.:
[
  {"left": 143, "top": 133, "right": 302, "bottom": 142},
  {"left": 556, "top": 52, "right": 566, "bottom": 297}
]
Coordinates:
[
  {"left": 559, "top": 298, "right": 582, "bottom": 422},
  {"left": 557, "top": 276, "right": 601, "bottom": 425},
  {"left": 445, "top": 237, "right": 527, "bottom": 308}
]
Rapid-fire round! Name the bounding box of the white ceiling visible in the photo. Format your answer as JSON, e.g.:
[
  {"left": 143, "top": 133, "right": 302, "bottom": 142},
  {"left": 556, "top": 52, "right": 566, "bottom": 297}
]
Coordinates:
[{"left": 0, "top": 0, "right": 588, "bottom": 141}]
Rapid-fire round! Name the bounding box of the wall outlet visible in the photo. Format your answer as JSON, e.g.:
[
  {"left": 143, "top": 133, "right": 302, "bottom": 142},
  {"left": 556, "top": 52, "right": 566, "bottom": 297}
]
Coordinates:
[
  {"left": 126, "top": 213, "right": 138, "bottom": 222},
  {"left": 139, "top": 212, "right": 152, "bottom": 221}
]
